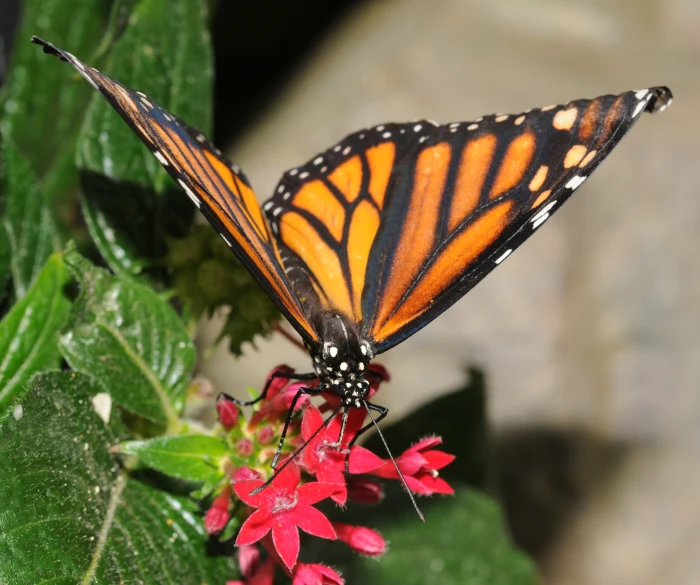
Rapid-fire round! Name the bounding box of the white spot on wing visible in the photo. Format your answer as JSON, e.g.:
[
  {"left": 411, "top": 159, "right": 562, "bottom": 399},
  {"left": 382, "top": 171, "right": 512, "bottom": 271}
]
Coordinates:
[
  {"left": 263, "top": 201, "right": 274, "bottom": 211},
  {"left": 565, "top": 175, "right": 586, "bottom": 190},
  {"left": 178, "top": 179, "right": 200, "bottom": 208},
  {"left": 532, "top": 213, "right": 549, "bottom": 229},
  {"left": 154, "top": 151, "right": 169, "bottom": 166},
  {"left": 532, "top": 200, "right": 557, "bottom": 223},
  {"left": 329, "top": 345, "right": 338, "bottom": 357},
  {"left": 632, "top": 100, "right": 646, "bottom": 117},
  {"left": 495, "top": 249, "right": 513, "bottom": 264},
  {"left": 635, "top": 89, "right": 649, "bottom": 100}
]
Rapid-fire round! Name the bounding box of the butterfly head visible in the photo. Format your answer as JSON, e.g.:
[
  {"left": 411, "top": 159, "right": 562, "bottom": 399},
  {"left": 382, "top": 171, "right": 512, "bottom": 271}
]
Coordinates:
[{"left": 307, "top": 313, "right": 374, "bottom": 407}]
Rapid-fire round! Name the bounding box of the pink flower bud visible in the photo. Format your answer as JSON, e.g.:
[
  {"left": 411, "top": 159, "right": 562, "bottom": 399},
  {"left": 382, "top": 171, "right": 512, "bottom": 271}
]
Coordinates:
[
  {"left": 332, "top": 522, "right": 386, "bottom": 557},
  {"left": 236, "top": 438, "right": 254, "bottom": 456},
  {"left": 346, "top": 477, "right": 384, "bottom": 504},
  {"left": 216, "top": 397, "right": 239, "bottom": 430},
  {"left": 232, "top": 466, "right": 262, "bottom": 483},
  {"left": 292, "top": 562, "right": 343, "bottom": 585},
  {"left": 237, "top": 544, "right": 261, "bottom": 579},
  {"left": 204, "top": 491, "right": 230, "bottom": 534},
  {"left": 257, "top": 425, "right": 275, "bottom": 445}
]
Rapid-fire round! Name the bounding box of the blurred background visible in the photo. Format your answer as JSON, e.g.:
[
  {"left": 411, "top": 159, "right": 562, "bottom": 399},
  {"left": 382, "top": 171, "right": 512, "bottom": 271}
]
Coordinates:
[{"left": 3, "top": 0, "right": 699, "bottom": 583}]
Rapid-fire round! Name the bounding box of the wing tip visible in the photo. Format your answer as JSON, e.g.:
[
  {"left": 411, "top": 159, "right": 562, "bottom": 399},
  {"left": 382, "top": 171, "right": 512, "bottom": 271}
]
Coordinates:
[
  {"left": 647, "top": 86, "right": 673, "bottom": 114},
  {"left": 30, "top": 36, "right": 66, "bottom": 61}
]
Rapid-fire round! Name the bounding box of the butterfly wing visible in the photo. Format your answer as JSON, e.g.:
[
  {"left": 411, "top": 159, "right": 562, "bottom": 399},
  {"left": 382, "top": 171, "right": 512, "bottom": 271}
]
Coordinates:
[
  {"left": 264, "top": 87, "right": 672, "bottom": 353},
  {"left": 32, "top": 37, "right": 319, "bottom": 343}
]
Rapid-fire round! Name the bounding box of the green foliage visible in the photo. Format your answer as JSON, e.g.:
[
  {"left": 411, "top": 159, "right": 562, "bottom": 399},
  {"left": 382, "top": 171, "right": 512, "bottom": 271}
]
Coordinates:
[
  {"left": 59, "top": 248, "right": 195, "bottom": 426},
  {"left": 168, "top": 225, "right": 280, "bottom": 355},
  {"left": 119, "top": 434, "right": 230, "bottom": 483},
  {"left": 0, "top": 254, "right": 70, "bottom": 412},
  {"left": 1, "top": 139, "right": 60, "bottom": 298},
  {"left": 0, "top": 372, "right": 237, "bottom": 584}
]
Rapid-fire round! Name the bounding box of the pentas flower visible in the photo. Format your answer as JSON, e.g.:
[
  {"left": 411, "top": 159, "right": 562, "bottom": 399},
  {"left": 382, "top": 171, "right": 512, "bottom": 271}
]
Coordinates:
[
  {"left": 234, "top": 459, "right": 337, "bottom": 570},
  {"left": 204, "top": 362, "right": 454, "bottom": 584},
  {"left": 371, "top": 436, "right": 455, "bottom": 495},
  {"left": 300, "top": 405, "right": 383, "bottom": 505}
]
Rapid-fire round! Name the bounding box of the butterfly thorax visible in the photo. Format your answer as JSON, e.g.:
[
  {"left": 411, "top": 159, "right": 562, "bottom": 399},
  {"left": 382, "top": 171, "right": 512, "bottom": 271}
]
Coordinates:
[{"left": 306, "top": 313, "right": 374, "bottom": 408}]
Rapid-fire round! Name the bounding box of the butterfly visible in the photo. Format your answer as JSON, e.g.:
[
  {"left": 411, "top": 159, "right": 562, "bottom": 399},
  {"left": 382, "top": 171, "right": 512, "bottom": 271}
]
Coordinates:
[{"left": 33, "top": 36, "right": 672, "bottom": 456}]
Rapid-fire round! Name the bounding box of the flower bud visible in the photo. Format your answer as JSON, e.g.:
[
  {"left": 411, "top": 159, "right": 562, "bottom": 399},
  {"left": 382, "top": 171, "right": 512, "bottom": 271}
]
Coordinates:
[
  {"left": 216, "top": 397, "right": 239, "bottom": 430},
  {"left": 346, "top": 477, "right": 384, "bottom": 504},
  {"left": 292, "top": 562, "right": 343, "bottom": 585},
  {"left": 204, "top": 491, "right": 231, "bottom": 534},
  {"left": 332, "top": 522, "right": 386, "bottom": 557},
  {"left": 257, "top": 425, "right": 275, "bottom": 445},
  {"left": 236, "top": 438, "right": 254, "bottom": 456}
]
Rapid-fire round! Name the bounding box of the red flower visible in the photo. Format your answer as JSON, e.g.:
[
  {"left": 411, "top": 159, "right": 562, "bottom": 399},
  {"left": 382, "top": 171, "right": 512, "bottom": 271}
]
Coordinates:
[
  {"left": 248, "top": 367, "right": 314, "bottom": 428},
  {"left": 300, "top": 405, "right": 383, "bottom": 505},
  {"left": 371, "top": 437, "right": 455, "bottom": 495},
  {"left": 234, "top": 460, "right": 338, "bottom": 570},
  {"left": 292, "top": 562, "right": 344, "bottom": 585},
  {"left": 332, "top": 522, "right": 386, "bottom": 557},
  {"left": 205, "top": 489, "right": 231, "bottom": 534}
]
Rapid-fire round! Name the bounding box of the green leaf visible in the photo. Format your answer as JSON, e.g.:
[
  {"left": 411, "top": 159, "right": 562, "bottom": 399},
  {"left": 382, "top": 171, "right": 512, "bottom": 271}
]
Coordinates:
[
  {"left": 0, "top": 0, "right": 110, "bottom": 197},
  {"left": 60, "top": 248, "right": 195, "bottom": 426},
  {"left": 0, "top": 371, "right": 237, "bottom": 584},
  {"left": 364, "top": 367, "right": 491, "bottom": 490},
  {"left": 1, "top": 138, "right": 60, "bottom": 298},
  {"left": 75, "top": 0, "right": 211, "bottom": 276},
  {"left": 0, "top": 253, "right": 70, "bottom": 413},
  {"left": 80, "top": 172, "right": 194, "bottom": 280},
  {"left": 0, "top": 227, "right": 10, "bottom": 307},
  {"left": 119, "top": 434, "right": 229, "bottom": 483},
  {"left": 77, "top": 0, "right": 213, "bottom": 188},
  {"left": 336, "top": 488, "right": 536, "bottom": 585}
]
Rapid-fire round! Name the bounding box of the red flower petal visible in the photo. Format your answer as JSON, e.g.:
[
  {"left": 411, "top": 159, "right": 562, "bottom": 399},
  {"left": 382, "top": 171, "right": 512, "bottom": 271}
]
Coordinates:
[
  {"left": 348, "top": 446, "right": 384, "bottom": 474},
  {"left": 236, "top": 509, "right": 273, "bottom": 546},
  {"left": 293, "top": 504, "right": 337, "bottom": 540},
  {"left": 416, "top": 472, "right": 454, "bottom": 495},
  {"left": 409, "top": 436, "right": 443, "bottom": 452},
  {"left": 297, "top": 481, "right": 342, "bottom": 505},
  {"left": 233, "top": 479, "right": 266, "bottom": 507},
  {"left": 272, "top": 518, "right": 300, "bottom": 570},
  {"left": 423, "top": 450, "right": 455, "bottom": 470}
]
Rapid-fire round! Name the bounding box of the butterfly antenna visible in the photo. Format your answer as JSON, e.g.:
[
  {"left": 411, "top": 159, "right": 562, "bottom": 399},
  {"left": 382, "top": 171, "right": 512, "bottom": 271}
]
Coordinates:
[
  {"left": 363, "top": 402, "right": 425, "bottom": 522},
  {"left": 250, "top": 404, "right": 342, "bottom": 496}
]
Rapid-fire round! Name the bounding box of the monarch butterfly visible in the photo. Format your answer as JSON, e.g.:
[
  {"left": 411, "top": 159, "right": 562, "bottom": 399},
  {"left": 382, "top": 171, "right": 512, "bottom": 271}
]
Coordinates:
[{"left": 33, "top": 37, "right": 671, "bottom": 495}]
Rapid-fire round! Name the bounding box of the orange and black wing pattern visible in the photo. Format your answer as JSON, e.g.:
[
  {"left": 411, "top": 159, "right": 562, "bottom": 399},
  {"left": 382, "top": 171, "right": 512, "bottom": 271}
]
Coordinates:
[
  {"left": 264, "top": 87, "right": 672, "bottom": 353},
  {"left": 32, "top": 37, "right": 318, "bottom": 344}
]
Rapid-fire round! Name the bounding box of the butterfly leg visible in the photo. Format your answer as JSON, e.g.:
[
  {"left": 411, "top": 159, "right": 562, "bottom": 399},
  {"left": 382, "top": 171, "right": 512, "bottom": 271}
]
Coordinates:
[
  {"left": 344, "top": 402, "right": 389, "bottom": 474},
  {"left": 218, "top": 371, "right": 318, "bottom": 407},
  {"left": 270, "top": 384, "right": 325, "bottom": 469}
]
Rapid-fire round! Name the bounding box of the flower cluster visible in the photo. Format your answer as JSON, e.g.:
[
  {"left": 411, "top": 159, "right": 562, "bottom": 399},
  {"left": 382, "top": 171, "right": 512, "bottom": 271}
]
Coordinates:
[{"left": 205, "top": 364, "right": 455, "bottom": 585}]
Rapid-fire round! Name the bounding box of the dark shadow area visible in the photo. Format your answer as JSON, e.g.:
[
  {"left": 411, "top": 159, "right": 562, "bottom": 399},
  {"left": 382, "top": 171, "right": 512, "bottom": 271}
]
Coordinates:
[
  {"left": 211, "top": 0, "right": 363, "bottom": 144},
  {"left": 494, "top": 427, "right": 630, "bottom": 561}
]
